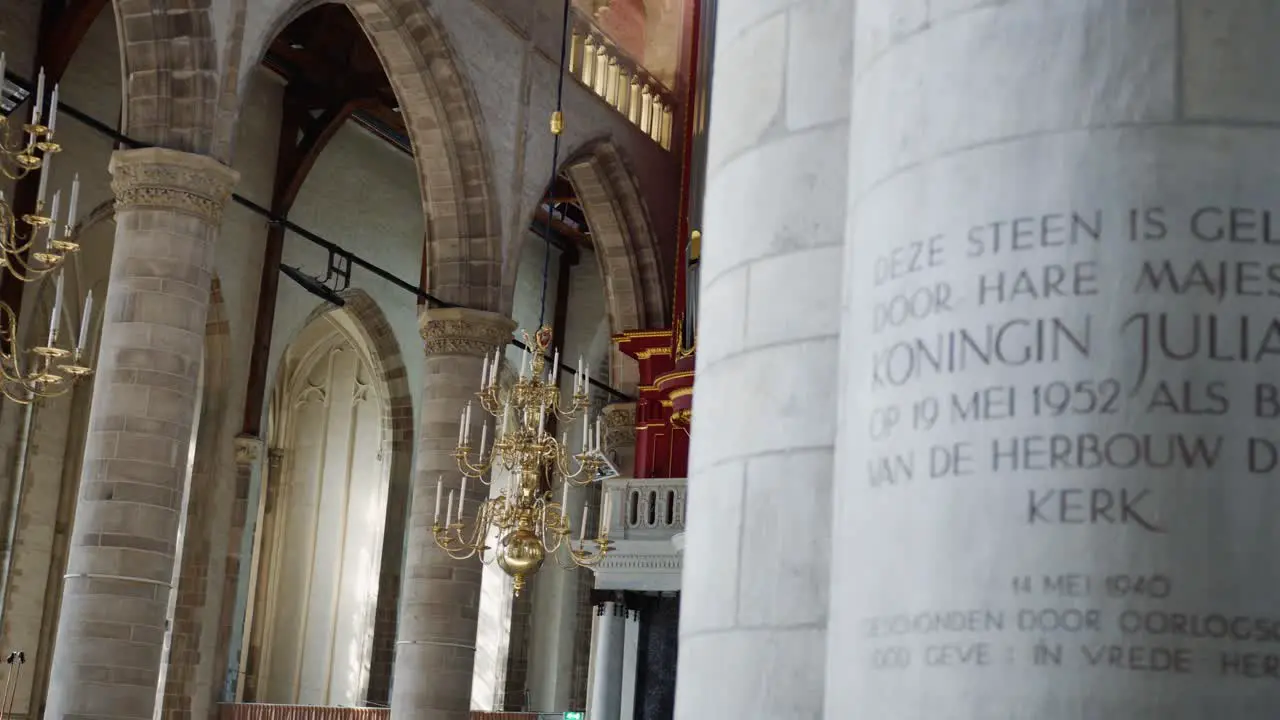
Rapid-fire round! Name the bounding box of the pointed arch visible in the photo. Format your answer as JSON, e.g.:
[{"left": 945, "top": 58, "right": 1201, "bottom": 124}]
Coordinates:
[
  {"left": 252, "top": 289, "right": 412, "bottom": 705},
  {"left": 562, "top": 139, "right": 668, "bottom": 389},
  {"left": 249, "top": 0, "right": 502, "bottom": 310},
  {"left": 112, "top": 0, "right": 222, "bottom": 155}
]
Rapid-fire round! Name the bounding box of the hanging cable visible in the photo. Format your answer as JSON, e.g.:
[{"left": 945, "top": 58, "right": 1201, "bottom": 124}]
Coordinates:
[
  {"left": 536, "top": 0, "right": 575, "bottom": 328},
  {"left": 0, "top": 69, "right": 635, "bottom": 402}
]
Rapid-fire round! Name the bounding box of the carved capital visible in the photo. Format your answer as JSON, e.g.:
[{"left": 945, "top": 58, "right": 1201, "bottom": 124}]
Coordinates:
[
  {"left": 234, "top": 435, "right": 264, "bottom": 466},
  {"left": 109, "top": 147, "right": 240, "bottom": 224},
  {"left": 418, "top": 307, "right": 516, "bottom": 358},
  {"left": 602, "top": 402, "right": 637, "bottom": 447}
]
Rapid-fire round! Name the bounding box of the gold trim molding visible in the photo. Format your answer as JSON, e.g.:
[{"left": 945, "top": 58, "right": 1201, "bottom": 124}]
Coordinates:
[
  {"left": 419, "top": 307, "right": 517, "bottom": 358},
  {"left": 109, "top": 147, "right": 240, "bottom": 224}
]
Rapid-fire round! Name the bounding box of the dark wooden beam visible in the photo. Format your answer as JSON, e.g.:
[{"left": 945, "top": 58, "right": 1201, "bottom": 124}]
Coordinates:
[
  {"left": 241, "top": 90, "right": 362, "bottom": 437},
  {"left": 43, "top": 0, "right": 110, "bottom": 81}
]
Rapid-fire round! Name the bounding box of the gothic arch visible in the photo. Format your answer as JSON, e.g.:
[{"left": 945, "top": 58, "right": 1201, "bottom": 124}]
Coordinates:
[
  {"left": 112, "top": 0, "right": 223, "bottom": 155},
  {"left": 293, "top": 289, "right": 413, "bottom": 460},
  {"left": 250, "top": 0, "right": 502, "bottom": 310},
  {"left": 562, "top": 139, "right": 667, "bottom": 389},
  {"left": 254, "top": 289, "right": 411, "bottom": 704}
]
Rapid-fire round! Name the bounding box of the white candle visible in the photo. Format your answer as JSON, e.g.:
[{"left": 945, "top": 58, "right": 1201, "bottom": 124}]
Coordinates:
[
  {"left": 561, "top": 482, "right": 568, "bottom": 511},
  {"left": 602, "top": 493, "right": 612, "bottom": 534},
  {"left": 538, "top": 402, "right": 546, "bottom": 436},
  {"left": 584, "top": 365, "right": 591, "bottom": 395},
  {"left": 580, "top": 504, "right": 589, "bottom": 541},
  {"left": 519, "top": 348, "right": 528, "bottom": 378},
  {"left": 434, "top": 476, "right": 443, "bottom": 523},
  {"left": 596, "top": 416, "right": 603, "bottom": 451},
  {"left": 47, "top": 84, "right": 58, "bottom": 133},
  {"left": 581, "top": 410, "right": 589, "bottom": 448},
  {"left": 501, "top": 403, "right": 510, "bottom": 436},
  {"left": 0, "top": 54, "right": 6, "bottom": 89},
  {"left": 35, "top": 153, "right": 50, "bottom": 207},
  {"left": 478, "top": 422, "right": 488, "bottom": 460},
  {"left": 32, "top": 68, "right": 44, "bottom": 125},
  {"left": 446, "top": 490, "right": 455, "bottom": 527},
  {"left": 46, "top": 191, "right": 60, "bottom": 244},
  {"left": 491, "top": 349, "right": 500, "bottom": 384},
  {"left": 458, "top": 408, "right": 466, "bottom": 445},
  {"left": 66, "top": 174, "right": 80, "bottom": 235},
  {"left": 458, "top": 477, "right": 467, "bottom": 519},
  {"left": 576, "top": 356, "right": 583, "bottom": 393},
  {"left": 552, "top": 349, "right": 560, "bottom": 384},
  {"left": 480, "top": 353, "right": 489, "bottom": 388},
  {"left": 47, "top": 271, "right": 64, "bottom": 345},
  {"left": 463, "top": 402, "right": 472, "bottom": 443},
  {"left": 76, "top": 290, "right": 92, "bottom": 352}
]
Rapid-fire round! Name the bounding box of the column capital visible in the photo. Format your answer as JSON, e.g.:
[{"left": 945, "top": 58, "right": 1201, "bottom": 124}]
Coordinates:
[
  {"left": 233, "top": 434, "right": 264, "bottom": 467},
  {"left": 418, "top": 306, "right": 515, "bottom": 358},
  {"left": 109, "top": 147, "right": 240, "bottom": 225},
  {"left": 601, "top": 402, "right": 637, "bottom": 447}
]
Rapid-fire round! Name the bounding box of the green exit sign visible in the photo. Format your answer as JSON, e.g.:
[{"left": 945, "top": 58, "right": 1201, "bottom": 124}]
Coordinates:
[{"left": 564, "top": 713, "right": 584, "bottom": 720}]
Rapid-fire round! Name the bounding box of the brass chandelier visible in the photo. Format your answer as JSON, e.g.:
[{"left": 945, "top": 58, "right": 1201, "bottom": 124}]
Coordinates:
[
  {"left": 433, "top": 327, "right": 612, "bottom": 595},
  {"left": 0, "top": 54, "right": 95, "bottom": 403}
]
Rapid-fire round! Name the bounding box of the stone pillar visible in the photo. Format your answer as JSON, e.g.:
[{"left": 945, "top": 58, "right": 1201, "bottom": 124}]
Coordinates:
[
  {"left": 619, "top": 608, "right": 639, "bottom": 720},
  {"left": 601, "top": 402, "right": 637, "bottom": 476},
  {"left": 588, "top": 601, "right": 627, "bottom": 720},
  {"left": 220, "top": 435, "right": 266, "bottom": 702},
  {"left": 830, "top": 3, "right": 1280, "bottom": 717},
  {"left": 673, "top": 0, "right": 851, "bottom": 716},
  {"left": 391, "top": 307, "right": 515, "bottom": 720},
  {"left": 44, "top": 147, "right": 238, "bottom": 720}
]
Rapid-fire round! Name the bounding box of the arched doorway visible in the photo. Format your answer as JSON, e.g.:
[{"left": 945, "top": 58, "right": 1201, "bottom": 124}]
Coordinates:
[{"left": 249, "top": 309, "right": 391, "bottom": 705}]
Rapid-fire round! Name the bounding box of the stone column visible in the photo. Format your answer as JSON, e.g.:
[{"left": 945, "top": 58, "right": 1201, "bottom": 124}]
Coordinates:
[
  {"left": 44, "top": 147, "right": 238, "bottom": 720},
  {"left": 830, "top": 3, "right": 1280, "bottom": 718},
  {"left": 219, "top": 435, "right": 266, "bottom": 702},
  {"left": 391, "top": 307, "right": 515, "bottom": 720},
  {"left": 588, "top": 600, "right": 627, "bottom": 720},
  {"left": 673, "top": 0, "right": 852, "bottom": 716}
]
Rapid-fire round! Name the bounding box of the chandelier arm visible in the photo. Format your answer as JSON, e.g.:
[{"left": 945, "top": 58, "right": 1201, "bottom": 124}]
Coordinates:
[
  {"left": 4, "top": 247, "right": 54, "bottom": 281},
  {"left": 456, "top": 453, "right": 493, "bottom": 479},
  {"left": 468, "top": 502, "right": 496, "bottom": 550}
]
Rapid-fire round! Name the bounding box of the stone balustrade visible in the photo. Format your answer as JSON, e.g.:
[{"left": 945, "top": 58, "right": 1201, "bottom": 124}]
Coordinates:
[
  {"left": 591, "top": 477, "right": 686, "bottom": 592},
  {"left": 568, "top": 11, "right": 674, "bottom": 150}
]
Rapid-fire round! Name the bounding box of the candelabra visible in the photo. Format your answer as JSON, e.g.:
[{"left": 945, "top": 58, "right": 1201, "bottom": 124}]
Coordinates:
[
  {"left": 1, "top": 56, "right": 81, "bottom": 282},
  {"left": 433, "top": 327, "right": 612, "bottom": 596},
  {"left": 0, "top": 52, "right": 94, "bottom": 403}
]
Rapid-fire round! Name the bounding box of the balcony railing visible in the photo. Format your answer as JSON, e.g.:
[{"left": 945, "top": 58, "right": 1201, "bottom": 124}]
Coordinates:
[
  {"left": 603, "top": 477, "right": 686, "bottom": 540},
  {"left": 218, "top": 705, "right": 563, "bottom": 720},
  {"left": 592, "top": 477, "right": 686, "bottom": 591},
  {"left": 568, "top": 11, "right": 675, "bottom": 150}
]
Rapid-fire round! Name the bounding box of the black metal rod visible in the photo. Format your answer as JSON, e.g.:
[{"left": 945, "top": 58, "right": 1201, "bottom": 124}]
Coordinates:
[{"left": 2, "top": 70, "right": 634, "bottom": 402}]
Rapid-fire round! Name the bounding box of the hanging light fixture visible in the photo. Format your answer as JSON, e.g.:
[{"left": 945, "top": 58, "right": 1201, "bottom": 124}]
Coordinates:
[
  {"left": 0, "top": 52, "right": 95, "bottom": 404},
  {"left": 433, "top": 328, "right": 611, "bottom": 596},
  {"left": 429, "top": 0, "right": 610, "bottom": 597}
]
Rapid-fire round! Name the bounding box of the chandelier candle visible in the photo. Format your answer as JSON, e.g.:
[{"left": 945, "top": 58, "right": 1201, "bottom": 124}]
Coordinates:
[
  {"left": 76, "top": 291, "right": 92, "bottom": 353},
  {"left": 0, "top": 45, "right": 93, "bottom": 404},
  {"left": 431, "top": 326, "right": 613, "bottom": 596}
]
